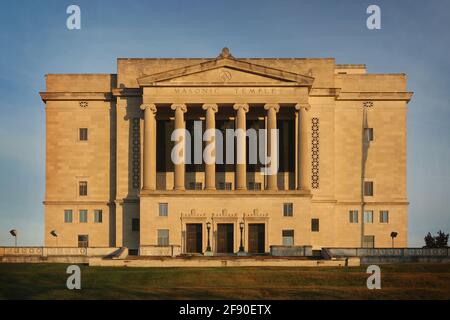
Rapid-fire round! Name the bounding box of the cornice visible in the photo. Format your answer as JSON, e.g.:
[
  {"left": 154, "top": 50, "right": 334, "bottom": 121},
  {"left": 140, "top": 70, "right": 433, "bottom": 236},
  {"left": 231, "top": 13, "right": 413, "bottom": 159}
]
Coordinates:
[
  {"left": 139, "top": 190, "right": 313, "bottom": 198},
  {"left": 39, "top": 92, "right": 113, "bottom": 102},
  {"left": 336, "top": 91, "right": 413, "bottom": 101}
]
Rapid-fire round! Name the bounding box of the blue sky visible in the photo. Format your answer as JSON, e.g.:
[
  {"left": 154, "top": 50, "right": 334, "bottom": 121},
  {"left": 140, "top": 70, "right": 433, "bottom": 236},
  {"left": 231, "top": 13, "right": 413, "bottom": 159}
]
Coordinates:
[{"left": 0, "top": 0, "right": 449, "bottom": 247}]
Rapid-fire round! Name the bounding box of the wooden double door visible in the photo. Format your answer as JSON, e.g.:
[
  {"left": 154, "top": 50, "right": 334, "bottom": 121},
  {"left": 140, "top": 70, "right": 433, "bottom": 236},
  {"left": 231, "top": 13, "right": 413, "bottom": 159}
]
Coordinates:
[
  {"left": 248, "top": 224, "right": 265, "bottom": 254},
  {"left": 216, "top": 224, "right": 234, "bottom": 254},
  {"left": 186, "top": 224, "right": 203, "bottom": 253}
]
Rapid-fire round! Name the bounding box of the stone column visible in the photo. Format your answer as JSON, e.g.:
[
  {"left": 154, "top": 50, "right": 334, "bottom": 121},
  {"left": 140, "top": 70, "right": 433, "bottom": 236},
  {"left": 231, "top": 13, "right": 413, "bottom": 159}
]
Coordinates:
[
  {"left": 296, "top": 103, "right": 311, "bottom": 191},
  {"left": 140, "top": 104, "right": 157, "bottom": 190},
  {"left": 202, "top": 104, "right": 218, "bottom": 190},
  {"left": 233, "top": 104, "right": 249, "bottom": 190},
  {"left": 171, "top": 103, "right": 187, "bottom": 190},
  {"left": 264, "top": 104, "right": 280, "bottom": 191}
]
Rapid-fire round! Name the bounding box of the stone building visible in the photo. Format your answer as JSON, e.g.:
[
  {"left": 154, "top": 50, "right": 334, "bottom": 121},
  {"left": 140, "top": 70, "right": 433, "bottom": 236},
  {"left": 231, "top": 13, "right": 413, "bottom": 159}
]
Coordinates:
[{"left": 40, "top": 48, "right": 412, "bottom": 255}]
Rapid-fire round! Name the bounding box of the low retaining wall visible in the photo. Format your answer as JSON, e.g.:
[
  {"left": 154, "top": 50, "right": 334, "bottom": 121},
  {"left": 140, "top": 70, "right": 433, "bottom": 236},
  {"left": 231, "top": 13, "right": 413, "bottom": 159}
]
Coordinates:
[
  {"left": 322, "top": 247, "right": 450, "bottom": 264},
  {"left": 139, "top": 245, "right": 181, "bottom": 257},
  {"left": 270, "top": 245, "right": 312, "bottom": 257},
  {"left": 89, "top": 257, "right": 356, "bottom": 268},
  {"left": 0, "top": 247, "right": 122, "bottom": 263}
]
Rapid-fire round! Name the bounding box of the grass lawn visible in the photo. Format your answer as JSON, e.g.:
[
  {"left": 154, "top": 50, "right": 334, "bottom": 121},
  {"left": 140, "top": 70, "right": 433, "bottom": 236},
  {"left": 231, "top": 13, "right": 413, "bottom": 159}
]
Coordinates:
[{"left": 0, "top": 263, "right": 449, "bottom": 300}]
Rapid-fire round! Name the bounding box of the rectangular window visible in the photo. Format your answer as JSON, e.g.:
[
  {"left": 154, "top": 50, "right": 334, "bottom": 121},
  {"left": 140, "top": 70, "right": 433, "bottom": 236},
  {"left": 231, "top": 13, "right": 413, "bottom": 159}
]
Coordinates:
[
  {"left": 79, "top": 181, "right": 88, "bottom": 196},
  {"left": 311, "top": 218, "right": 320, "bottom": 232},
  {"left": 283, "top": 203, "right": 293, "bottom": 217},
  {"left": 364, "top": 181, "right": 374, "bottom": 196},
  {"left": 94, "top": 210, "right": 102, "bottom": 223},
  {"left": 79, "top": 210, "right": 88, "bottom": 223},
  {"left": 364, "top": 128, "right": 374, "bottom": 142},
  {"left": 64, "top": 210, "right": 73, "bottom": 223},
  {"left": 132, "top": 218, "right": 140, "bottom": 232},
  {"left": 157, "top": 229, "right": 169, "bottom": 246},
  {"left": 248, "top": 182, "right": 262, "bottom": 190},
  {"left": 79, "top": 128, "right": 88, "bottom": 141},
  {"left": 188, "top": 182, "right": 203, "bottom": 190},
  {"left": 78, "top": 235, "right": 89, "bottom": 248},
  {"left": 349, "top": 210, "right": 359, "bottom": 223},
  {"left": 218, "top": 182, "right": 232, "bottom": 190},
  {"left": 364, "top": 210, "right": 374, "bottom": 223},
  {"left": 380, "top": 210, "right": 389, "bottom": 223},
  {"left": 363, "top": 235, "right": 375, "bottom": 248},
  {"left": 282, "top": 230, "right": 294, "bottom": 246},
  {"left": 159, "top": 203, "right": 168, "bottom": 217}
]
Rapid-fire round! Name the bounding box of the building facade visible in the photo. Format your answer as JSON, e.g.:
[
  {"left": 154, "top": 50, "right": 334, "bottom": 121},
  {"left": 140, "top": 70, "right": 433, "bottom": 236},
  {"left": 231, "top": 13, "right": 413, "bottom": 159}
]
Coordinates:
[{"left": 40, "top": 48, "right": 412, "bottom": 255}]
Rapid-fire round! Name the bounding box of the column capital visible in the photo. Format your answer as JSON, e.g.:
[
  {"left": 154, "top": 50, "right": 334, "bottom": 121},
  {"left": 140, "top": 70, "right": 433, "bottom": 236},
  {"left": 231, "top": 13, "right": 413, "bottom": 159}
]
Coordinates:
[
  {"left": 140, "top": 103, "right": 157, "bottom": 113},
  {"left": 202, "top": 103, "right": 218, "bottom": 113},
  {"left": 233, "top": 103, "right": 249, "bottom": 113},
  {"left": 295, "top": 103, "right": 311, "bottom": 111},
  {"left": 264, "top": 103, "right": 280, "bottom": 113},
  {"left": 171, "top": 103, "right": 187, "bottom": 113}
]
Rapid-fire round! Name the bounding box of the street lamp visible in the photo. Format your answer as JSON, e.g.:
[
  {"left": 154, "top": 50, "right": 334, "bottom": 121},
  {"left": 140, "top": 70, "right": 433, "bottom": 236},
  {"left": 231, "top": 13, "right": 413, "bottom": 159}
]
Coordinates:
[
  {"left": 390, "top": 232, "right": 398, "bottom": 248},
  {"left": 238, "top": 222, "right": 245, "bottom": 255},
  {"left": 50, "top": 230, "right": 59, "bottom": 247},
  {"left": 9, "top": 229, "right": 18, "bottom": 247},
  {"left": 206, "top": 222, "right": 212, "bottom": 254}
]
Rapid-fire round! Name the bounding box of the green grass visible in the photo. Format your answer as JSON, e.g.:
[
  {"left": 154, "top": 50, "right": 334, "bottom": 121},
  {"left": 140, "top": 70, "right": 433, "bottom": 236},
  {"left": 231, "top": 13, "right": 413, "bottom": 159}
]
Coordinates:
[{"left": 0, "top": 263, "right": 449, "bottom": 299}]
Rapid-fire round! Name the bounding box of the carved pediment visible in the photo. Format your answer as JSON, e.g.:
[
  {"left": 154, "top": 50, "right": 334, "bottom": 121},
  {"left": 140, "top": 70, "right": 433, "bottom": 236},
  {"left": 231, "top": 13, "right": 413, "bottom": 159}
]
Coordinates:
[{"left": 138, "top": 48, "right": 314, "bottom": 87}]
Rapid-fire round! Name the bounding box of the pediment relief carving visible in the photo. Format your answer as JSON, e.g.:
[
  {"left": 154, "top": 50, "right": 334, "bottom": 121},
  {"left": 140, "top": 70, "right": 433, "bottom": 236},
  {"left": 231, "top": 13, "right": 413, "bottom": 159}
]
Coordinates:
[{"left": 138, "top": 49, "right": 314, "bottom": 87}]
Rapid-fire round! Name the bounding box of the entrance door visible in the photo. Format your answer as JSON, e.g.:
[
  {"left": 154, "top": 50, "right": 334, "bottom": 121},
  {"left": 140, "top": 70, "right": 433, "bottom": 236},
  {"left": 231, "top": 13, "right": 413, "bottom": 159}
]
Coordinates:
[
  {"left": 217, "top": 224, "right": 234, "bottom": 254},
  {"left": 248, "top": 224, "right": 265, "bottom": 254},
  {"left": 186, "top": 224, "right": 203, "bottom": 253}
]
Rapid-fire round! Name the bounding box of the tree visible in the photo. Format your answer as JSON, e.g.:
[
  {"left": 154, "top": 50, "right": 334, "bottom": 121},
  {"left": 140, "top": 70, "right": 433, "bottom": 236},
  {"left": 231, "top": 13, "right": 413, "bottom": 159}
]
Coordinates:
[
  {"left": 435, "top": 230, "right": 449, "bottom": 248},
  {"left": 424, "top": 231, "right": 449, "bottom": 248},
  {"left": 424, "top": 232, "right": 436, "bottom": 248}
]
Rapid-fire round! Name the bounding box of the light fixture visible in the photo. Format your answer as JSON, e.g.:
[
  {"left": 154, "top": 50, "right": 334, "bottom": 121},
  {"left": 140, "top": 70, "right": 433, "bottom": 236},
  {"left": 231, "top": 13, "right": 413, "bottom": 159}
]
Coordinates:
[
  {"left": 390, "top": 231, "right": 398, "bottom": 248},
  {"left": 9, "top": 229, "right": 18, "bottom": 247}
]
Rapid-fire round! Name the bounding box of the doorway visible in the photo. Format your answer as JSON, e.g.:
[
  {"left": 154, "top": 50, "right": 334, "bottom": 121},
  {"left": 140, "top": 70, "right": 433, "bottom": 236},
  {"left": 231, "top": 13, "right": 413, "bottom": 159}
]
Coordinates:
[
  {"left": 186, "top": 224, "right": 203, "bottom": 253},
  {"left": 248, "top": 223, "right": 265, "bottom": 254},
  {"left": 217, "top": 223, "right": 234, "bottom": 254}
]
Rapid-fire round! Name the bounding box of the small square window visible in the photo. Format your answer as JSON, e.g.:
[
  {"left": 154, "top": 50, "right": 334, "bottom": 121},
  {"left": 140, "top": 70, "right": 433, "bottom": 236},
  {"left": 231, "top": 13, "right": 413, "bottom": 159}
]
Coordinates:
[
  {"left": 159, "top": 203, "right": 168, "bottom": 217},
  {"left": 363, "top": 235, "right": 375, "bottom": 248},
  {"left": 311, "top": 218, "right": 320, "bottom": 232},
  {"left": 79, "top": 181, "right": 88, "bottom": 196},
  {"left": 78, "top": 235, "right": 89, "bottom": 248},
  {"left": 157, "top": 229, "right": 169, "bottom": 246},
  {"left": 283, "top": 203, "right": 293, "bottom": 217},
  {"left": 79, "top": 210, "right": 88, "bottom": 223},
  {"left": 364, "top": 211, "right": 374, "bottom": 224},
  {"left": 364, "top": 181, "right": 374, "bottom": 196},
  {"left": 364, "top": 128, "right": 374, "bottom": 142},
  {"left": 64, "top": 210, "right": 73, "bottom": 223},
  {"left": 282, "top": 230, "right": 294, "bottom": 246},
  {"left": 380, "top": 211, "right": 389, "bottom": 223},
  {"left": 94, "top": 210, "right": 102, "bottom": 223},
  {"left": 132, "top": 218, "right": 140, "bottom": 231},
  {"left": 349, "top": 210, "right": 359, "bottom": 223},
  {"left": 79, "top": 128, "right": 88, "bottom": 141}
]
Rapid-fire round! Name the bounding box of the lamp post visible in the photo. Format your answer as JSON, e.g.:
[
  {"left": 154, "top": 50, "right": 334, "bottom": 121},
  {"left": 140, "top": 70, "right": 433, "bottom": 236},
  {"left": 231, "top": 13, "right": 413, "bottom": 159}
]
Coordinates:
[
  {"left": 238, "top": 222, "right": 246, "bottom": 255},
  {"left": 206, "top": 222, "right": 212, "bottom": 252},
  {"left": 9, "top": 230, "right": 17, "bottom": 247},
  {"left": 51, "top": 230, "right": 59, "bottom": 247},
  {"left": 204, "top": 222, "right": 213, "bottom": 256},
  {"left": 390, "top": 231, "right": 398, "bottom": 248}
]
